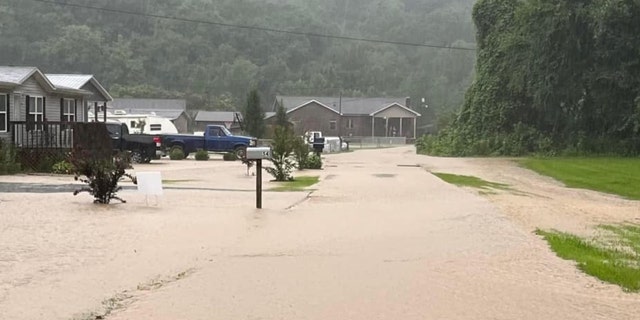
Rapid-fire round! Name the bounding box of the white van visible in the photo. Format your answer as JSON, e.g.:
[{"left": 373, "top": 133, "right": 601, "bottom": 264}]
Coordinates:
[{"left": 88, "top": 110, "right": 179, "bottom": 134}]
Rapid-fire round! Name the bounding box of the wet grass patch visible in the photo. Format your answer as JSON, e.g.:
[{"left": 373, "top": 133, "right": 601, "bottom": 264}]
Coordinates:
[
  {"left": 269, "top": 176, "right": 320, "bottom": 192},
  {"left": 432, "top": 172, "right": 509, "bottom": 191},
  {"left": 521, "top": 158, "right": 640, "bottom": 200},
  {"left": 537, "top": 224, "right": 640, "bottom": 292}
]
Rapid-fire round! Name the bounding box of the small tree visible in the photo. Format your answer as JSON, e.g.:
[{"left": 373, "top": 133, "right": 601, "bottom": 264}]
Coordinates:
[
  {"left": 292, "top": 136, "right": 311, "bottom": 170},
  {"left": 265, "top": 126, "right": 296, "bottom": 181},
  {"left": 70, "top": 147, "right": 137, "bottom": 204},
  {"left": 242, "top": 89, "right": 266, "bottom": 138}
]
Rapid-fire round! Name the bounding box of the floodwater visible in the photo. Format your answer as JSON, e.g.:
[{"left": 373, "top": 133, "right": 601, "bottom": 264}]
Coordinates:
[{"left": 1, "top": 147, "right": 638, "bottom": 319}]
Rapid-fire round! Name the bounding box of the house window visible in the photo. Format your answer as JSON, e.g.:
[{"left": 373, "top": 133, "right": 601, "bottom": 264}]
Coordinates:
[
  {"left": 0, "top": 94, "right": 6, "bottom": 132},
  {"left": 150, "top": 124, "right": 162, "bottom": 131},
  {"left": 29, "top": 96, "right": 44, "bottom": 130},
  {"left": 63, "top": 99, "right": 75, "bottom": 122},
  {"left": 346, "top": 119, "right": 354, "bottom": 129},
  {"left": 329, "top": 120, "right": 337, "bottom": 130}
]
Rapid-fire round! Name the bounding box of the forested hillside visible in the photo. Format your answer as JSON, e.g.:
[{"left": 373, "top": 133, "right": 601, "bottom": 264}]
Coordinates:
[
  {"left": 419, "top": 0, "right": 640, "bottom": 156},
  {"left": 0, "top": 0, "right": 477, "bottom": 125}
]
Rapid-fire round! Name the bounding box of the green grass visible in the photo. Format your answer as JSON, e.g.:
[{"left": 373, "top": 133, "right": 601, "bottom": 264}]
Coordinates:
[
  {"left": 537, "top": 225, "right": 640, "bottom": 292},
  {"left": 269, "top": 176, "right": 320, "bottom": 192},
  {"left": 521, "top": 158, "right": 640, "bottom": 200},
  {"left": 432, "top": 172, "right": 510, "bottom": 190}
]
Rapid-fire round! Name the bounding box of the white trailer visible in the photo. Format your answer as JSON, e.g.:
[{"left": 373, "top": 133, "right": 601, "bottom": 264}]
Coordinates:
[{"left": 88, "top": 110, "right": 179, "bottom": 134}]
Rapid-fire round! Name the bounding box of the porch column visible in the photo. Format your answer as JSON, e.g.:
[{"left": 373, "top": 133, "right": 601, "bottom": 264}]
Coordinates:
[
  {"left": 385, "top": 117, "right": 388, "bottom": 137},
  {"left": 399, "top": 118, "right": 403, "bottom": 138},
  {"left": 94, "top": 102, "right": 98, "bottom": 122},
  {"left": 371, "top": 116, "right": 375, "bottom": 139},
  {"left": 413, "top": 117, "right": 417, "bottom": 139}
]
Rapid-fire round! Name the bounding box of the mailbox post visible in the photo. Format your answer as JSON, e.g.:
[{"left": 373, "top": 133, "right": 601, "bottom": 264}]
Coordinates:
[{"left": 246, "top": 147, "right": 272, "bottom": 209}]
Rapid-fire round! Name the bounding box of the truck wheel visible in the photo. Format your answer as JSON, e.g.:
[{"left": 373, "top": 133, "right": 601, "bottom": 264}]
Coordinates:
[
  {"left": 234, "top": 146, "right": 247, "bottom": 159},
  {"left": 130, "top": 151, "right": 143, "bottom": 164}
]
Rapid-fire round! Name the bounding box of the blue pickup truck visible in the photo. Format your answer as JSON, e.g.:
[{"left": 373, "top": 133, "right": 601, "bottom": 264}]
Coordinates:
[{"left": 161, "top": 125, "right": 257, "bottom": 158}]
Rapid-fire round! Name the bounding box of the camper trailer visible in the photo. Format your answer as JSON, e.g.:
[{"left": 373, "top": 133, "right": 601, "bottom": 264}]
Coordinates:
[{"left": 88, "top": 110, "right": 179, "bottom": 134}]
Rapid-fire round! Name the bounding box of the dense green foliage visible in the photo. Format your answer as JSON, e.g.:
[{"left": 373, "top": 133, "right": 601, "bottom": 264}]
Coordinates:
[
  {"left": 242, "top": 90, "right": 266, "bottom": 138},
  {"left": 420, "top": 0, "right": 640, "bottom": 156},
  {"left": 0, "top": 140, "right": 21, "bottom": 175},
  {"left": 1, "top": 0, "right": 476, "bottom": 128},
  {"left": 306, "top": 153, "right": 323, "bottom": 170},
  {"left": 169, "top": 148, "right": 186, "bottom": 160},
  {"left": 521, "top": 157, "right": 640, "bottom": 200},
  {"left": 194, "top": 149, "right": 210, "bottom": 161}
]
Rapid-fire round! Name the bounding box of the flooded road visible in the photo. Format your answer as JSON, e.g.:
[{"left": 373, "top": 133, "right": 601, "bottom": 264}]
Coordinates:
[{"left": 2, "top": 147, "right": 638, "bottom": 319}]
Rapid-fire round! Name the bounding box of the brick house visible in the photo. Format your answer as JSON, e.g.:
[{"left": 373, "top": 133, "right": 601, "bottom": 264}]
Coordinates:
[{"left": 268, "top": 96, "right": 422, "bottom": 138}]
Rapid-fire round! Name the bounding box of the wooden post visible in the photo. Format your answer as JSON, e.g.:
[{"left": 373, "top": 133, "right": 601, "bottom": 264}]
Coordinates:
[
  {"left": 103, "top": 102, "right": 107, "bottom": 121},
  {"left": 256, "top": 159, "right": 262, "bottom": 209},
  {"left": 94, "top": 102, "right": 98, "bottom": 122},
  {"left": 413, "top": 117, "right": 417, "bottom": 139}
]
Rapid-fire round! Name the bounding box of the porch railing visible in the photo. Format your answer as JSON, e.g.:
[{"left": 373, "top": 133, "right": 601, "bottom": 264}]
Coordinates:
[{"left": 11, "top": 121, "right": 77, "bottom": 150}]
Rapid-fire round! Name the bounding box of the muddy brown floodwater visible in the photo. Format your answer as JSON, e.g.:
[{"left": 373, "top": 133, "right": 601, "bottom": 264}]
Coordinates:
[{"left": 1, "top": 147, "right": 639, "bottom": 320}]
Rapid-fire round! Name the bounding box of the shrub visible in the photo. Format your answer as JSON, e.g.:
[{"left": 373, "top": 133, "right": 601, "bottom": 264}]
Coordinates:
[
  {"left": 307, "top": 153, "right": 323, "bottom": 169},
  {"left": 264, "top": 126, "right": 295, "bottom": 181},
  {"left": 292, "top": 136, "right": 311, "bottom": 169},
  {"left": 52, "top": 160, "right": 75, "bottom": 174},
  {"left": 0, "top": 140, "right": 21, "bottom": 175},
  {"left": 195, "top": 149, "right": 210, "bottom": 161},
  {"left": 223, "top": 152, "right": 237, "bottom": 161},
  {"left": 70, "top": 148, "right": 137, "bottom": 204},
  {"left": 169, "top": 148, "right": 185, "bottom": 160}
]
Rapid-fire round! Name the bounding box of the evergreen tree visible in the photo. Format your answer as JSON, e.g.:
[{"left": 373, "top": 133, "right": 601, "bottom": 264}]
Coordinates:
[
  {"left": 275, "top": 99, "right": 290, "bottom": 129},
  {"left": 242, "top": 89, "right": 265, "bottom": 138}
]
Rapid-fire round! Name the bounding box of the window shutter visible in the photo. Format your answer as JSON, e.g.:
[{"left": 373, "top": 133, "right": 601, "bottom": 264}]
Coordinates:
[
  {"left": 74, "top": 99, "right": 78, "bottom": 122},
  {"left": 60, "top": 98, "right": 64, "bottom": 122},
  {"left": 42, "top": 97, "right": 46, "bottom": 121},
  {"left": 6, "top": 94, "right": 10, "bottom": 131},
  {"left": 26, "top": 95, "right": 33, "bottom": 131}
]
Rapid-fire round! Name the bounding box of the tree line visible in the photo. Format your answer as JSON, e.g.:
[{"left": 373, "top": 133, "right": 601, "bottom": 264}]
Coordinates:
[
  {"left": 1, "top": 0, "right": 477, "bottom": 131},
  {"left": 419, "top": 0, "right": 640, "bottom": 156}
]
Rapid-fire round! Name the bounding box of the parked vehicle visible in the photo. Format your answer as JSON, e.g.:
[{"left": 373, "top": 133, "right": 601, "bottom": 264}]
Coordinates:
[
  {"left": 105, "top": 121, "right": 163, "bottom": 163},
  {"left": 161, "top": 124, "right": 257, "bottom": 158}
]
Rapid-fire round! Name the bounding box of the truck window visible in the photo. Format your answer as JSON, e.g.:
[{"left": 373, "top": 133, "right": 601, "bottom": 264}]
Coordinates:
[
  {"left": 150, "top": 124, "right": 162, "bottom": 131},
  {"left": 209, "top": 127, "right": 222, "bottom": 136}
]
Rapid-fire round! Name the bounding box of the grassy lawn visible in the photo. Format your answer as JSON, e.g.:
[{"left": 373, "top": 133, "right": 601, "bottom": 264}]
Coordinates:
[
  {"left": 269, "top": 176, "right": 320, "bottom": 192},
  {"left": 432, "top": 172, "right": 510, "bottom": 190},
  {"left": 537, "top": 224, "right": 640, "bottom": 292},
  {"left": 520, "top": 158, "right": 640, "bottom": 200}
]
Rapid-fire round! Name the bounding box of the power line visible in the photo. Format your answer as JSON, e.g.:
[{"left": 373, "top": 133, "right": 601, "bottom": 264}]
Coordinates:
[{"left": 26, "top": 0, "right": 477, "bottom": 52}]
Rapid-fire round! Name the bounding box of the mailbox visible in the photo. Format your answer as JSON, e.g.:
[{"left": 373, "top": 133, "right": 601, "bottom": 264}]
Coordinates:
[
  {"left": 246, "top": 147, "right": 272, "bottom": 160},
  {"left": 312, "top": 137, "right": 325, "bottom": 153}
]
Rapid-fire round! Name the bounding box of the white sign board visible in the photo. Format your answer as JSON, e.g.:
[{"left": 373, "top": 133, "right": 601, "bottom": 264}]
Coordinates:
[{"left": 137, "top": 171, "right": 163, "bottom": 196}]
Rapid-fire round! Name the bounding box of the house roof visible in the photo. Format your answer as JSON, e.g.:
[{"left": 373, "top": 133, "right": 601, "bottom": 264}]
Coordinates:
[
  {"left": 274, "top": 96, "right": 418, "bottom": 117},
  {"left": 108, "top": 98, "right": 187, "bottom": 120},
  {"left": 0, "top": 66, "right": 56, "bottom": 91},
  {"left": 46, "top": 74, "right": 113, "bottom": 101},
  {"left": 0, "top": 66, "right": 93, "bottom": 96},
  {"left": 195, "top": 111, "right": 242, "bottom": 122},
  {"left": 370, "top": 103, "right": 421, "bottom": 117}
]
